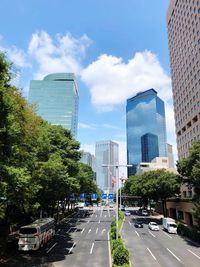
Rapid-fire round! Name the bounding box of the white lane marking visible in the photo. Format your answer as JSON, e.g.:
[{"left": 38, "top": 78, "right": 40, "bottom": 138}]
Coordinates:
[
  {"left": 187, "top": 249, "right": 200, "bottom": 259},
  {"left": 108, "top": 209, "right": 111, "bottom": 217},
  {"left": 90, "top": 242, "right": 94, "bottom": 254},
  {"left": 98, "top": 219, "right": 101, "bottom": 224},
  {"left": 148, "top": 230, "right": 156, "bottom": 238},
  {"left": 87, "top": 220, "right": 90, "bottom": 223},
  {"left": 100, "top": 208, "right": 103, "bottom": 217},
  {"left": 135, "top": 230, "right": 140, "bottom": 237},
  {"left": 96, "top": 228, "right": 98, "bottom": 234},
  {"left": 46, "top": 242, "right": 57, "bottom": 254},
  {"left": 91, "top": 213, "right": 94, "bottom": 218},
  {"left": 147, "top": 247, "right": 157, "bottom": 261},
  {"left": 163, "top": 231, "right": 172, "bottom": 239},
  {"left": 104, "top": 215, "right": 107, "bottom": 218},
  {"left": 96, "top": 214, "right": 98, "bottom": 217},
  {"left": 66, "top": 227, "right": 72, "bottom": 233},
  {"left": 88, "top": 229, "right": 91, "bottom": 234},
  {"left": 101, "top": 229, "right": 106, "bottom": 234},
  {"left": 81, "top": 228, "right": 85, "bottom": 234},
  {"left": 129, "top": 221, "right": 131, "bottom": 226},
  {"left": 68, "top": 242, "right": 76, "bottom": 254},
  {"left": 167, "top": 248, "right": 181, "bottom": 262}
]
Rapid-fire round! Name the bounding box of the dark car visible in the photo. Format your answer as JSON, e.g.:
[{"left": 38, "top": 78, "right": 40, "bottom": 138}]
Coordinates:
[{"left": 134, "top": 220, "right": 143, "bottom": 228}]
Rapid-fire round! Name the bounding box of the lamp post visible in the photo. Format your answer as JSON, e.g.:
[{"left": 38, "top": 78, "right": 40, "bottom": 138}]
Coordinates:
[{"left": 102, "top": 164, "right": 132, "bottom": 240}]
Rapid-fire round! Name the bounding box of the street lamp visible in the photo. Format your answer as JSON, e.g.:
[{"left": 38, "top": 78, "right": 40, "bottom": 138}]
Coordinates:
[{"left": 102, "top": 163, "right": 132, "bottom": 240}]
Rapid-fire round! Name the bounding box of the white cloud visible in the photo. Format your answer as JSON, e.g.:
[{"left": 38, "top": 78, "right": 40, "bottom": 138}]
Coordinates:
[
  {"left": 81, "top": 50, "right": 177, "bottom": 160},
  {"left": 0, "top": 44, "right": 30, "bottom": 68},
  {"left": 81, "top": 51, "right": 172, "bottom": 111},
  {"left": 28, "top": 31, "right": 92, "bottom": 79},
  {"left": 78, "top": 122, "right": 97, "bottom": 130}
]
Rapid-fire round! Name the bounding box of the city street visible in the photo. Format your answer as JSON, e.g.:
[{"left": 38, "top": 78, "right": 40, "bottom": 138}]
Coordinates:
[
  {"left": 122, "top": 211, "right": 200, "bottom": 267},
  {"left": 1, "top": 206, "right": 114, "bottom": 267}
]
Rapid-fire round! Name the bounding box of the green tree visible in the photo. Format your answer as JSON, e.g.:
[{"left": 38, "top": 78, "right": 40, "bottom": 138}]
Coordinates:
[{"left": 177, "top": 141, "right": 200, "bottom": 227}]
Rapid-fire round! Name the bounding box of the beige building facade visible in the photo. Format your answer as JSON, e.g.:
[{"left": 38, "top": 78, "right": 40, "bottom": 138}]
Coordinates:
[
  {"left": 167, "top": 0, "right": 200, "bottom": 225},
  {"left": 167, "top": 0, "right": 200, "bottom": 159}
]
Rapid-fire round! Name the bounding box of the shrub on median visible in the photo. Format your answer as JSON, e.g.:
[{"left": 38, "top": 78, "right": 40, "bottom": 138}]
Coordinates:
[{"left": 113, "top": 245, "right": 129, "bottom": 266}]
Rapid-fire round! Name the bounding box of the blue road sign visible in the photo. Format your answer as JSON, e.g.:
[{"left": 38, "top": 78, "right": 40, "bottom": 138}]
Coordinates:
[
  {"left": 80, "top": 193, "right": 86, "bottom": 200},
  {"left": 91, "top": 193, "right": 97, "bottom": 201},
  {"left": 108, "top": 194, "right": 113, "bottom": 200},
  {"left": 102, "top": 193, "right": 108, "bottom": 200}
]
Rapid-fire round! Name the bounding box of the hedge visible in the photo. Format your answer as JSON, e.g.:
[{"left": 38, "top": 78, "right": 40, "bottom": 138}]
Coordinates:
[{"left": 177, "top": 223, "right": 200, "bottom": 243}]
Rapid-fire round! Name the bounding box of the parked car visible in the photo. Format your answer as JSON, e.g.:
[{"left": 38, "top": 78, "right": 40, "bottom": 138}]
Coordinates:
[
  {"left": 141, "top": 209, "right": 148, "bottom": 216},
  {"left": 134, "top": 220, "right": 143, "bottom": 228},
  {"left": 148, "top": 222, "right": 159, "bottom": 231},
  {"left": 125, "top": 211, "right": 131, "bottom": 216}
]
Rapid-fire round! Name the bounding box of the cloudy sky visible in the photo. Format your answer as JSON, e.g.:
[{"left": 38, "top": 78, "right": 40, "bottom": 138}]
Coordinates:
[{"left": 0, "top": 0, "right": 174, "bottom": 175}]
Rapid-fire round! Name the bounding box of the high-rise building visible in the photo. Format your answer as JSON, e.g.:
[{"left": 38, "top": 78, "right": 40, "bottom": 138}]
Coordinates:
[
  {"left": 9, "top": 63, "right": 21, "bottom": 88},
  {"left": 167, "top": 0, "right": 200, "bottom": 159},
  {"left": 95, "top": 140, "right": 119, "bottom": 193},
  {"left": 141, "top": 133, "right": 159, "bottom": 162},
  {"left": 80, "top": 151, "right": 96, "bottom": 181},
  {"left": 28, "top": 73, "right": 78, "bottom": 136},
  {"left": 166, "top": 0, "right": 200, "bottom": 225},
  {"left": 126, "top": 89, "right": 167, "bottom": 176},
  {"left": 167, "top": 143, "right": 174, "bottom": 168}
]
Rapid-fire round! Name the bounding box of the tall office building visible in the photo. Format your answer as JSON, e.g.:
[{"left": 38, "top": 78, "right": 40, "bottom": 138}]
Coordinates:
[
  {"left": 95, "top": 140, "right": 119, "bottom": 193},
  {"left": 126, "top": 89, "right": 167, "bottom": 176},
  {"left": 167, "top": 143, "right": 175, "bottom": 168},
  {"left": 167, "top": 0, "right": 200, "bottom": 159},
  {"left": 9, "top": 63, "right": 21, "bottom": 88},
  {"left": 28, "top": 73, "right": 78, "bottom": 136},
  {"left": 141, "top": 133, "right": 159, "bottom": 162},
  {"left": 166, "top": 0, "right": 200, "bottom": 225}
]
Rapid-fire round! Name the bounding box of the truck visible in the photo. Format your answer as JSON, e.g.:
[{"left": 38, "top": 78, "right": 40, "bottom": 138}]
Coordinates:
[{"left": 162, "top": 217, "right": 177, "bottom": 234}]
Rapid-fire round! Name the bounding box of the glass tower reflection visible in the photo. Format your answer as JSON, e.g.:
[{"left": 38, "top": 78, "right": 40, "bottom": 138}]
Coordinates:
[
  {"left": 126, "top": 89, "right": 167, "bottom": 176},
  {"left": 28, "top": 73, "right": 78, "bottom": 137}
]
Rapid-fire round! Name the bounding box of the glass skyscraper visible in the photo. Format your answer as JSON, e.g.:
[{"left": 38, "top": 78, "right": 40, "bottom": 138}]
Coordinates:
[
  {"left": 141, "top": 133, "right": 159, "bottom": 162},
  {"left": 95, "top": 140, "right": 119, "bottom": 193},
  {"left": 126, "top": 89, "right": 167, "bottom": 176},
  {"left": 28, "top": 73, "right": 78, "bottom": 137}
]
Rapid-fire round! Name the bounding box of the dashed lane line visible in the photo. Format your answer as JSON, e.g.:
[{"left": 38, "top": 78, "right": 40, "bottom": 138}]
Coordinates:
[
  {"left": 90, "top": 242, "right": 94, "bottom": 254},
  {"left": 68, "top": 242, "right": 76, "bottom": 254},
  {"left": 167, "top": 248, "right": 181, "bottom": 262},
  {"left": 163, "top": 231, "right": 172, "bottom": 239},
  {"left": 148, "top": 230, "right": 156, "bottom": 238},
  {"left": 147, "top": 247, "right": 157, "bottom": 261},
  {"left": 187, "top": 249, "right": 200, "bottom": 260},
  {"left": 46, "top": 242, "right": 57, "bottom": 254},
  {"left": 135, "top": 230, "right": 140, "bottom": 237}
]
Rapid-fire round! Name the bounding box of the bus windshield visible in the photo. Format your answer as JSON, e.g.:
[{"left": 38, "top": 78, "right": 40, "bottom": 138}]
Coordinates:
[{"left": 19, "top": 227, "right": 37, "bottom": 234}]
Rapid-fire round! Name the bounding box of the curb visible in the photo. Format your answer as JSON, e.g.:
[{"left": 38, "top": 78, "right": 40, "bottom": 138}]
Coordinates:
[{"left": 108, "top": 231, "right": 112, "bottom": 267}]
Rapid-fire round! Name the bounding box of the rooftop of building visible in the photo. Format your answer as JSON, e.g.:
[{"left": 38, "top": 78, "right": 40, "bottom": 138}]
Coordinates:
[{"left": 127, "top": 88, "right": 157, "bottom": 102}]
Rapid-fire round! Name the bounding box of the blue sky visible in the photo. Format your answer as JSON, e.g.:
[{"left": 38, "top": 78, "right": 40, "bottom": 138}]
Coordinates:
[{"left": 0, "top": 0, "right": 175, "bottom": 173}]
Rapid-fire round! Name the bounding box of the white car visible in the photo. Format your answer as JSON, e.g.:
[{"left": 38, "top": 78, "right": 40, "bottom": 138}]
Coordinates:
[
  {"left": 148, "top": 222, "right": 159, "bottom": 231},
  {"left": 125, "top": 211, "right": 131, "bottom": 216}
]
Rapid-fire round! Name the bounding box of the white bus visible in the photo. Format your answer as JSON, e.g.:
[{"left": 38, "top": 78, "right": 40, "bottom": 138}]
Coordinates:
[{"left": 18, "top": 218, "right": 55, "bottom": 251}]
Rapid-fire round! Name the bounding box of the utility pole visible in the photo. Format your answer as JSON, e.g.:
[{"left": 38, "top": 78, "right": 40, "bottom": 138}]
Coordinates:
[{"left": 102, "top": 164, "right": 132, "bottom": 240}]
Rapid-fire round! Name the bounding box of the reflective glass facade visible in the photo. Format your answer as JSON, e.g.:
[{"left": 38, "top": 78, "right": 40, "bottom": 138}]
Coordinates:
[
  {"left": 141, "top": 133, "right": 159, "bottom": 162},
  {"left": 28, "top": 73, "right": 78, "bottom": 136},
  {"left": 126, "top": 89, "right": 167, "bottom": 176},
  {"left": 95, "top": 140, "right": 119, "bottom": 193}
]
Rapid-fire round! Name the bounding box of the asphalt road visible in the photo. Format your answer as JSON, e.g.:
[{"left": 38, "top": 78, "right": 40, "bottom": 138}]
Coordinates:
[
  {"left": 1, "top": 206, "right": 114, "bottom": 267},
  {"left": 122, "top": 211, "right": 200, "bottom": 267}
]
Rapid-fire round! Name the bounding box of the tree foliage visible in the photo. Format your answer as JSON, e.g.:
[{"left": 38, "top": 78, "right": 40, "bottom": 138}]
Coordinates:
[
  {"left": 177, "top": 141, "right": 200, "bottom": 226},
  {"left": 0, "top": 53, "right": 99, "bottom": 229},
  {"left": 123, "top": 169, "right": 180, "bottom": 215}
]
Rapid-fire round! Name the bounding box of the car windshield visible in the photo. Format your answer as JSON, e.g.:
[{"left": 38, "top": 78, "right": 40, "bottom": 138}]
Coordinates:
[
  {"left": 151, "top": 222, "right": 157, "bottom": 225},
  {"left": 169, "top": 224, "right": 177, "bottom": 228},
  {"left": 20, "top": 227, "right": 37, "bottom": 234}
]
